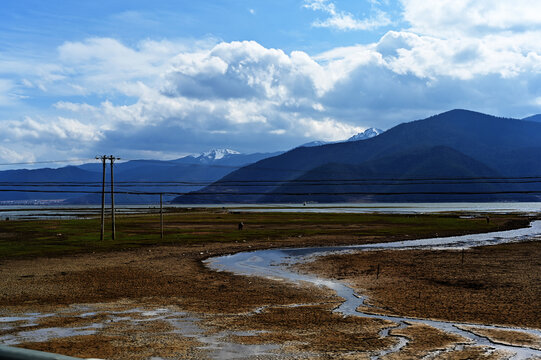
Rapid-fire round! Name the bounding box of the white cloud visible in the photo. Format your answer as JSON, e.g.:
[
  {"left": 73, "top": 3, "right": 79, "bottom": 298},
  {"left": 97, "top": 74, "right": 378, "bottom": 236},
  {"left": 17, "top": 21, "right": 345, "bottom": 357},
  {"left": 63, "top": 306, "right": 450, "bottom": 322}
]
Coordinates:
[
  {"left": 168, "top": 41, "right": 326, "bottom": 101},
  {"left": 401, "top": 0, "right": 541, "bottom": 36},
  {"left": 0, "top": 145, "right": 35, "bottom": 164},
  {"left": 54, "top": 101, "right": 98, "bottom": 113},
  {"left": 304, "top": 0, "right": 391, "bottom": 31},
  {"left": 312, "top": 9, "right": 391, "bottom": 31},
  {"left": 304, "top": 0, "right": 337, "bottom": 14},
  {"left": 55, "top": 117, "right": 103, "bottom": 141},
  {"left": 0, "top": 37, "right": 215, "bottom": 100},
  {"left": 314, "top": 29, "right": 541, "bottom": 82},
  {"left": 56, "top": 38, "right": 182, "bottom": 95},
  {"left": 298, "top": 117, "right": 363, "bottom": 141},
  {"left": 2, "top": 116, "right": 102, "bottom": 143}
]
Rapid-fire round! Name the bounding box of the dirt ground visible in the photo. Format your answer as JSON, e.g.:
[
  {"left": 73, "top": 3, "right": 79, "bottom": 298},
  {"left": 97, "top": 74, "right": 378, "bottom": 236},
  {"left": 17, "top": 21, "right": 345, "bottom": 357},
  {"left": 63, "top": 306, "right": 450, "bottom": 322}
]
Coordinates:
[{"left": 1, "top": 215, "right": 540, "bottom": 359}]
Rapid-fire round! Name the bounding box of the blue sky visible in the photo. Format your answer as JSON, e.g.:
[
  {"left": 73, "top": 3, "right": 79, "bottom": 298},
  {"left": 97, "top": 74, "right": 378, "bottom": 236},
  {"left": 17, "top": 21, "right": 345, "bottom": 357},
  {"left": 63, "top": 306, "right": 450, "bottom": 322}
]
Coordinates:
[{"left": 1, "top": 0, "right": 541, "bottom": 167}]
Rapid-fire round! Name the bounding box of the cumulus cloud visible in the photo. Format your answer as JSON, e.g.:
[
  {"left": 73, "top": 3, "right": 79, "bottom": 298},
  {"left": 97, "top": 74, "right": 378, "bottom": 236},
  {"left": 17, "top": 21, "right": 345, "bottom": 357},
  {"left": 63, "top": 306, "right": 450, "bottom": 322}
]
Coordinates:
[
  {"left": 304, "top": 0, "right": 391, "bottom": 31},
  {"left": 163, "top": 41, "right": 325, "bottom": 101}
]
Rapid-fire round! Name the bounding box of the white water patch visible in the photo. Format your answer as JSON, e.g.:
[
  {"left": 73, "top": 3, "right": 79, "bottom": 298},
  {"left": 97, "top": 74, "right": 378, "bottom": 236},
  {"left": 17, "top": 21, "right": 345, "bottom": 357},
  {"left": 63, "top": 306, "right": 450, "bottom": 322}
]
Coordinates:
[
  {"left": 0, "top": 305, "right": 283, "bottom": 359},
  {"left": 0, "top": 324, "right": 103, "bottom": 345},
  {"left": 206, "top": 221, "right": 541, "bottom": 359},
  {"left": 0, "top": 313, "right": 56, "bottom": 331}
]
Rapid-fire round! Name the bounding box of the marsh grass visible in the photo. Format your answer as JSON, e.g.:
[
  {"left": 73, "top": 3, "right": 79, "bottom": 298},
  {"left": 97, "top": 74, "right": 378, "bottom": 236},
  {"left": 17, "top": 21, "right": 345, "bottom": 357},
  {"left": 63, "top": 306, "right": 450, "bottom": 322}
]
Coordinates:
[{"left": 0, "top": 210, "right": 527, "bottom": 259}]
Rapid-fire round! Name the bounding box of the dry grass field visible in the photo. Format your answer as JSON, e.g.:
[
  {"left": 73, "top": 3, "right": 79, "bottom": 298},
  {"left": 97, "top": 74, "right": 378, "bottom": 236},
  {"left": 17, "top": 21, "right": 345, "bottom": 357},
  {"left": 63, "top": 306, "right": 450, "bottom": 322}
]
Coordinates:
[{"left": 297, "top": 241, "right": 541, "bottom": 329}]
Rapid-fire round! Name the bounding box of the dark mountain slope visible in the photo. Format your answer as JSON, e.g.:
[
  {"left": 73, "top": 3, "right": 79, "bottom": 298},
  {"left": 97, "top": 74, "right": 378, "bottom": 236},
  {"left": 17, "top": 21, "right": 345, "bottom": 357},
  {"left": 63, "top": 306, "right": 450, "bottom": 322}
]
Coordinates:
[
  {"left": 65, "top": 161, "right": 241, "bottom": 204},
  {"left": 261, "top": 146, "right": 513, "bottom": 203},
  {"left": 381, "top": 110, "right": 541, "bottom": 175},
  {"left": 0, "top": 166, "right": 101, "bottom": 201}
]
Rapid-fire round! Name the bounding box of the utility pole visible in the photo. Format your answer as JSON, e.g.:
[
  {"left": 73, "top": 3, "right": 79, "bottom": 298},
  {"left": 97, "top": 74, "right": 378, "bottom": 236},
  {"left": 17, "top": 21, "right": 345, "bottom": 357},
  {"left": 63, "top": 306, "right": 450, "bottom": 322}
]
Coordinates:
[
  {"left": 96, "top": 155, "right": 107, "bottom": 241},
  {"left": 108, "top": 155, "right": 119, "bottom": 241},
  {"left": 160, "top": 193, "right": 164, "bottom": 240}
]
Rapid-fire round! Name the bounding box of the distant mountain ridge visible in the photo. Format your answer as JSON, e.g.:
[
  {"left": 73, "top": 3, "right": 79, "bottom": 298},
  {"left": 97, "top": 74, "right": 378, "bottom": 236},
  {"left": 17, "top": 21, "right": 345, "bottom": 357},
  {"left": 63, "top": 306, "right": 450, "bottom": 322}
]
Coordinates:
[
  {"left": 173, "top": 149, "right": 283, "bottom": 167},
  {"left": 522, "top": 114, "right": 541, "bottom": 123},
  {"left": 176, "top": 148, "right": 240, "bottom": 164},
  {"left": 0, "top": 149, "right": 283, "bottom": 204},
  {"left": 174, "top": 109, "right": 541, "bottom": 204}
]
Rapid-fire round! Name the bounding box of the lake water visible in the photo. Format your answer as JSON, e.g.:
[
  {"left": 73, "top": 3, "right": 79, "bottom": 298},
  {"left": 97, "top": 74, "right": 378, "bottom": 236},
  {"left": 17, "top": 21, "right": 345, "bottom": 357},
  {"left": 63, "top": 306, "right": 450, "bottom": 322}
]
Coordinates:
[
  {"left": 231, "top": 202, "right": 541, "bottom": 214},
  {"left": 1, "top": 202, "right": 541, "bottom": 220},
  {"left": 0, "top": 204, "right": 163, "bottom": 220}
]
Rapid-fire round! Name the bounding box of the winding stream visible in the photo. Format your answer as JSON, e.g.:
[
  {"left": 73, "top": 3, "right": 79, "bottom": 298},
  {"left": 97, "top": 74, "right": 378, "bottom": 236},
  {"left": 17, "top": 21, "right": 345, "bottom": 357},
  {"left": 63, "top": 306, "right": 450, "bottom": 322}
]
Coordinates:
[{"left": 206, "top": 221, "right": 541, "bottom": 359}]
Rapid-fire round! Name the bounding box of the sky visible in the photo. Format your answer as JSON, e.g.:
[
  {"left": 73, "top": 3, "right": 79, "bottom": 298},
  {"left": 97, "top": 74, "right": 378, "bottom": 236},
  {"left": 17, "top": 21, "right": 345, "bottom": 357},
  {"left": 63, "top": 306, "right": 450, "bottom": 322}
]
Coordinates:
[{"left": 2, "top": 0, "right": 541, "bottom": 167}]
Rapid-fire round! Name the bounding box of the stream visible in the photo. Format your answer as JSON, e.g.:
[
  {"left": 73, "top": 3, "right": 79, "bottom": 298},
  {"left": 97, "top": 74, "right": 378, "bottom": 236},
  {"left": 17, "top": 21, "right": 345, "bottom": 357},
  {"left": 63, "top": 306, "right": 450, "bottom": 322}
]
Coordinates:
[{"left": 206, "top": 221, "right": 541, "bottom": 359}]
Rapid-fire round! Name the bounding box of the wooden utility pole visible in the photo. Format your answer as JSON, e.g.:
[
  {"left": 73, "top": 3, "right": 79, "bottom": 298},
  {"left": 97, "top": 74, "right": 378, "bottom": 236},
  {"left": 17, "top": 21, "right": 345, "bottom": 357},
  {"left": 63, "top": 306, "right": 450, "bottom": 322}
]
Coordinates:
[
  {"left": 108, "top": 155, "right": 119, "bottom": 241},
  {"left": 96, "top": 155, "right": 107, "bottom": 241},
  {"left": 160, "top": 193, "right": 164, "bottom": 240}
]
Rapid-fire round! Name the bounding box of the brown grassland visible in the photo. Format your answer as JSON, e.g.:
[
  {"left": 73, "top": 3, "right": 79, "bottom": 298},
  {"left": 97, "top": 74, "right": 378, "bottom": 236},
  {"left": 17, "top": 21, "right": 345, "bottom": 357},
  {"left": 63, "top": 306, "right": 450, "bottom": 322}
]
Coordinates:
[{"left": 297, "top": 241, "right": 541, "bottom": 329}]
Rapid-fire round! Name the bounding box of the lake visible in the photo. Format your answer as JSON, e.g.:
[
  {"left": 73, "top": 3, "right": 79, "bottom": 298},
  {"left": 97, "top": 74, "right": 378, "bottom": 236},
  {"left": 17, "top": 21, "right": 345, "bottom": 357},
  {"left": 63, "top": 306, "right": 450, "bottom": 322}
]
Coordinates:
[{"left": 1, "top": 202, "right": 541, "bottom": 220}]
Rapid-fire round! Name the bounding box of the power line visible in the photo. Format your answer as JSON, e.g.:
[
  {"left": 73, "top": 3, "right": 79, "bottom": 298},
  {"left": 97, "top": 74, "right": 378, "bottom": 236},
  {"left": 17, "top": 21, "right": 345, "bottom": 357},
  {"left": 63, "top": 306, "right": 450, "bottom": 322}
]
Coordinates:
[
  {"left": 1, "top": 188, "right": 541, "bottom": 196},
  {"left": 4, "top": 175, "right": 541, "bottom": 184},
  {"left": 3, "top": 178, "right": 541, "bottom": 188}
]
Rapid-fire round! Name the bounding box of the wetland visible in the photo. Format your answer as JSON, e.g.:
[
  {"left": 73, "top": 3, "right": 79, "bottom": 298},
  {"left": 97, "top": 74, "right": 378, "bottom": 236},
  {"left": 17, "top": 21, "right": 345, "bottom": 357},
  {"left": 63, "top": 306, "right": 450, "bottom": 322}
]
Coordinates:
[{"left": 0, "top": 210, "right": 539, "bottom": 359}]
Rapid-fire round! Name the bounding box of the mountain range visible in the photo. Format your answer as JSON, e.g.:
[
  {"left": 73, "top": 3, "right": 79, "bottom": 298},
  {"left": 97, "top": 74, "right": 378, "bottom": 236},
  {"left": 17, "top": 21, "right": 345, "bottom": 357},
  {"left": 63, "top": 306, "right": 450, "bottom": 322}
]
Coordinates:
[
  {"left": 3, "top": 110, "right": 541, "bottom": 204},
  {"left": 173, "top": 109, "right": 541, "bottom": 203},
  {"left": 0, "top": 150, "right": 283, "bottom": 204},
  {"left": 0, "top": 128, "right": 381, "bottom": 204}
]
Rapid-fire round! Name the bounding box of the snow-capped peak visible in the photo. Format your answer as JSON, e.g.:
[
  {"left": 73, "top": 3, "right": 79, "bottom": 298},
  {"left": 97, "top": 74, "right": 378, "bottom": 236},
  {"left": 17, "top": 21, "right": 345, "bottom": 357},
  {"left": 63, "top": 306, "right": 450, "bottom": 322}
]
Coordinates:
[
  {"left": 297, "top": 128, "right": 384, "bottom": 149},
  {"left": 347, "top": 128, "right": 384, "bottom": 142},
  {"left": 198, "top": 148, "right": 240, "bottom": 161}
]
